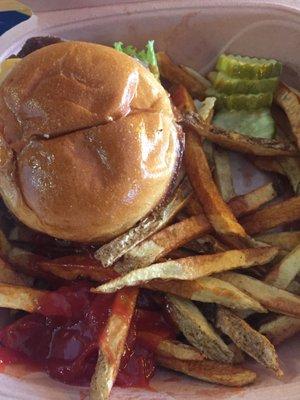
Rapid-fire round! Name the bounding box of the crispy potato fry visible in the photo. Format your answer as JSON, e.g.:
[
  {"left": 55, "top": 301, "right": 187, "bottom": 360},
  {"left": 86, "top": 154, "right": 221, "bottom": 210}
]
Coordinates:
[
  {"left": 93, "top": 247, "right": 278, "bottom": 294},
  {"left": 278, "top": 156, "right": 300, "bottom": 194},
  {"left": 157, "top": 52, "right": 207, "bottom": 99},
  {"left": 90, "top": 287, "right": 138, "bottom": 400},
  {"left": 216, "top": 307, "right": 282, "bottom": 376},
  {"left": 259, "top": 315, "right": 300, "bottom": 345},
  {"left": 180, "top": 65, "right": 211, "bottom": 90},
  {"left": 264, "top": 244, "right": 300, "bottom": 289},
  {"left": 144, "top": 277, "right": 266, "bottom": 312},
  {"left": 218, "top": 272, "right": 300, "bottom": 318},
  {"left": 184, "top": 130, "right": 252, "bottom": 248},
  {"left": 114, "top": 213, "right": 211, "bottom": 273},
  {"left": 185, "top": 195, "right": 204, "bottom": 216},
  {"left": 0, "top": 257, "right": 32, "bottom": 286},
  {"left": 255, "top": 231, "right": 300, "bottom": 252},
  {"left": 164, "top": 294, "right": 234, "bottom": 363},
  {"left": 228, "top": 182, "right": 278, "bottom": 218},
  {"left": 249, "top": 156, "right": 284, "bottom": 174},
  {"left": 241, "top": 196, "right": 300, "bottom": 235},
  {"left": 213, "top": 146, "right": 236, "bottom": 202},
  {"left": 0, "top": 283, "right": 44, "bottom": 312},
  {"left": 171, "top": 84, "right": 197, "bottom": 112},
  {"left": 94, "top": 178, "right": 191, "bottom": 267},
  {"left": 114, "top": 182, "right": 279, "bottom": 274},
  {"left": 275, "top": 82, "right": 300, "bottom": 150},
  {"left": 138, "top": 331, "right": 205, "bottom": 361},
  {"left": 157, "top": 356, "right": 256, "bottom": 387},
  {"left": 184, "top": 112, "right": 297, "bottom": 156}
]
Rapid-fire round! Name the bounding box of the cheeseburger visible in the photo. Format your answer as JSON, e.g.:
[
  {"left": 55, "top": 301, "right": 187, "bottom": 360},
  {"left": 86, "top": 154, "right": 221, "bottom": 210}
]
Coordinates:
[{"left": 0, "top": 41, "right": 181, "bottom": 243}]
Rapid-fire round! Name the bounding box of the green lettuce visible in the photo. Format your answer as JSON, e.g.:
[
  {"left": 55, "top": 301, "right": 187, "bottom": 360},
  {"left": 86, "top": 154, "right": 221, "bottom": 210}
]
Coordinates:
[{"left": 114, "top": 40, "right": 159, "bottom": 79}]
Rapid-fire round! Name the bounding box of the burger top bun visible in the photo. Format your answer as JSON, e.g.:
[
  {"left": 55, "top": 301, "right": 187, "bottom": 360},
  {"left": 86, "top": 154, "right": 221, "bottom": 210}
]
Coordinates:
[{"left": 0, "top": 41, "right": 181, "bottom": 242}]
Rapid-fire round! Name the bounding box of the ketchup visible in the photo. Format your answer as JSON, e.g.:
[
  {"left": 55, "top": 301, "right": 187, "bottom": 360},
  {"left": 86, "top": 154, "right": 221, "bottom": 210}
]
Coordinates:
[{"left": 0, "top": 283, "right": 174, "bottom": 388}]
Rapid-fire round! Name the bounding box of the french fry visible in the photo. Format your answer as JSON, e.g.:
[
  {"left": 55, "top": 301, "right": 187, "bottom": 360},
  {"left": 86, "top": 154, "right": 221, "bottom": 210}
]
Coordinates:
[
  {"left": 144, "top": 277, "right": 266, "bottom": 313},
  {"left": 185, "top": 195, "right": 203, "bottom": 216},
  {"left": 94, "top": 178, "right": 191, "bottom": 267},
  {"left": 171, "top": 84, "right": 197, "bottom": 112},
  {"left": 259, "top": 315, "right": 300, "bottom": 345},
  {"left": 93, "top": 247, "right": 278, "bottom": 294},
  {"left": 0, "top": 257, "right": 32, "bottom": 286},
  {"left": 213, "top": 146, "right": 236, "bottom": 202},
  {"left": 138, "top": 331, "right": 205, "bottom": 361},
  {"left": 278, "top": 156, "right": 300, "bottom": 194},
  {"left": 157, "top": 356, "right": 256, "bottom": 387},
  {"left": 157, "top": 52, "right": 207, "bottom": 99},
  {"left": 228, "top": 182, "right": 278, "bottom": 218},
  {"left": 114, "top": 182, "right": 279, "bottom": 274},
  {"left": 90, "top": 287, "right": 138, "bottom": 400},
  {"left": 0, "top": 283, "right": 44, "bottom": 312},
  {"left": 216, "top": 307, "right": 282, "bottom": 376},
  {"left": 184, "top": 129, "right": 252, "bottom": 248},
  {"left": 264, "top": 244, "right": 300, "bottom": 289},
  {"left": 0, "top": 229, "right": 11, "bottom": 258},
  {"left": 180, "top": 65, "right": 211, "bottom": 91},
  {"left": 218, "top": 272, "right": 300, "bottom": 318},
  {"left": 164, "top": 294, "right": 234, "bottom": 363},
  {"left": 255, "top": 231, "right": 300, "bottom": 252},
  {"left": 184, "top": 112, "right": 298, "bottom": 156},
  {"left": 39, "top": 256, "right": 119, "bottom": 283},
  {"left": 275, "top": 82, "right": 300, "bottom": 150},
  {"left": 249, "top": 156, "right": 284, "bottom": 174},
  {"left": 241, "top": 196, "right": 300, "bottom": 235}
]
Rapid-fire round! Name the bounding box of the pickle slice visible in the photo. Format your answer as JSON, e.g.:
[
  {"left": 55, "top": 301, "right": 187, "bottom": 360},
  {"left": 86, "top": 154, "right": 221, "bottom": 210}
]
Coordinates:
[
  {"left": 213, "top": 109, "right": 276, "bottom": 139},
  {"left": 216, "top": 54, "right": 282, "bottom": 79},
  {"left": 208, "top": 71, "right": 279, "bottom": 95},
  {"left": 206, "top": 88, "right": 273, "bottom": 110}
]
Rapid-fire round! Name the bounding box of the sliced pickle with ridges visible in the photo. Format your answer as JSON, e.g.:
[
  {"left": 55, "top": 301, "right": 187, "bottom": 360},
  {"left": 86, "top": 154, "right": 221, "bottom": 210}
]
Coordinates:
[
  {"left": 216, "top": 54, "right": 282, "bottom": 79},
  {"left": 208, "top": 71, "right": 279, "bottom": 95},
  {"left": 206, "top": 88, "right": 273, "bottom": 110}
]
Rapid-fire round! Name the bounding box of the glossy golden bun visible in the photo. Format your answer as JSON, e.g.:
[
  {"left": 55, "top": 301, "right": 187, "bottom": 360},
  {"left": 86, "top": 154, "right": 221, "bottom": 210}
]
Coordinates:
[{"left": 0, "top": 41, "right": 180, "bottom": 242}]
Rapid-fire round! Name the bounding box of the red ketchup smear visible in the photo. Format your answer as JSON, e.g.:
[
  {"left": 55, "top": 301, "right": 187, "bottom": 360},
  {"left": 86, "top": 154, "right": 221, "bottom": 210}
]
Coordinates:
[{"left": 0, "top": 283, "right": 175, "bottom": 388}]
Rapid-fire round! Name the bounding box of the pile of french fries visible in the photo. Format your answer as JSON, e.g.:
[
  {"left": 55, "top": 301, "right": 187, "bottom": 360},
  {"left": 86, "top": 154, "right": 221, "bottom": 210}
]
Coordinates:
[{"left": 0, "top": 52, "right": 300, "bottom": 400}]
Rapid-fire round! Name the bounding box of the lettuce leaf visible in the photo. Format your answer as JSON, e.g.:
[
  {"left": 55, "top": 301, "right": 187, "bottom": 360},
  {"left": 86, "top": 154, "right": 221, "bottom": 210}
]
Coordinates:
[{"left": 114, "top": 40, "right": 159, "bottom": 79}]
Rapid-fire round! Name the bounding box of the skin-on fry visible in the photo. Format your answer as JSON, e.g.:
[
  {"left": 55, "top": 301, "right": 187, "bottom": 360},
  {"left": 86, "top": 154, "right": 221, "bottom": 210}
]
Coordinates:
[
  {"left": 114, "top": 182, "right": 279, "bottom": 274},
  {"left": 180, "top": 65, "right": 211, "bottom": 91},
  {"left": 90, "top": 287, "right": 138, "bottom": 400},
  {"left": 92, "top": 247, "right": 278, "bottom": 294},
  {"left": 157, "top": 52, "right": 207, "bottom": 99},
  {"left": 184, "top": 112, "right": 298, "bottom": 156},
  {"left": 0, "top": 283, "right": 44, "bottom": 313},
  {"left": 216, "top": 307, "right": 282, "bottom": 377},
  {"left": 259, "top": 315, "right": 300, "bottom": 346},
  {"left": 228, "top": 182, "right": 278, "bottom": 218},
  {"left": 144, "top": 277, "right": 266, "bottom": 313},
  {"left": 171, "top": 84, "right": 197, "bottom": 113},
  {"left": 94, "top": 178, "right": 191, "bottom": 267},
  {"left": 240, "top": 196, "right": 300, "bottom": 235},
  {"left": 185, "top": 195, "right": 203, "bottom": 216},
  {"left": 213, "top": 146, "right": 236, "bottom": 202},
  {"left": 275, "top": 82, "right": 300, "bottom": 150},
  {"left": 39, "top": 256, "right": 119, "bottom": 283},
  {"left": 218, "top": 272, "right": 300, "bottom": 318},
  {"left": 264, "top": 244, "right": 300, "bottom": 289},
  {"left": 0, "top": 257, "right": 32, "bottom": 286},
  {"left": 278, "top": 157, "right": 300, "bottom": 194},
  {"left": 138, "top": 331, "right": 205, "bottom": 361},
  {"left": 157, "top": 356, "right": 256, "bottom": 387},
  {"left": 184, "top": 129, "right": 252, "bottom": 248},
  {"left": 164, "top": 294, "right": 234, "bottom": 363},
  {"left": 255, "top": 231, "right": 300, "bottom": 252}
]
